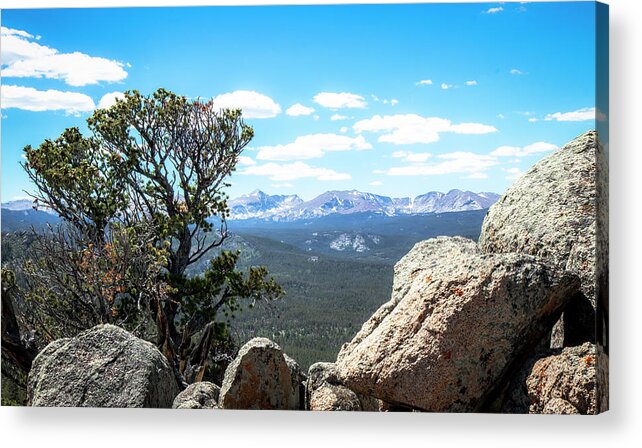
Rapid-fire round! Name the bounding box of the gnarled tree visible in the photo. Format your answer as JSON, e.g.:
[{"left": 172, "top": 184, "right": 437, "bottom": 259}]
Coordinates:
[{"left": 20, "top": 88, "right": 283, "bottom": 387}]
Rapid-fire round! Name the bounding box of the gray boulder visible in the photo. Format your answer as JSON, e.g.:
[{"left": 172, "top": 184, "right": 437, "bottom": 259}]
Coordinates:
[
  {"left": 502, "top": 342, "right": 604, "bottom": 414},
  {"left": 306, "top": 362, "right": 379, "bottom": 411},
  {"left": 172, "top": 381, "right": 220, "bottom": 409},
  {"left": 218, "top": 337, "right": 302, "bottom": 410},
  {"left": 479, "top": 130, "right": 608, "bottom": 349},
  {"left": 28, "top": 324, "right": 179, "bottom": 407},
  {"left": 336, "top": 237, "right": 579, "bottom": 412}
]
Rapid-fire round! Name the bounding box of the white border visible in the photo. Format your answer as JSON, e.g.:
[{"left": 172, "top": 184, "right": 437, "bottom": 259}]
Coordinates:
[{"left": 1, "top": 1, "right": 641, "bottom": 447}]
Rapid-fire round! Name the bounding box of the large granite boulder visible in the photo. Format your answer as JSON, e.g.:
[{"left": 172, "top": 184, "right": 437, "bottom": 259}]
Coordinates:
[
  {"left": 172, "top": 381, "right": 220, "bottom": 409},
  {"left": 218, "top": 338, "right": 302, "bottom": 410},
  {"left": 502, "top": 342, "right": 605, "bottom": 414},
  {"left": 335, "top": 237, "right": 580, "bottom": 412},
  {"left": 479, "top": 130, "right": 608, "bottom": 349},
  {"left": 306, "top": 362, "right": 379, "bottom": 411},
  {"left": 27, "top": 324, "right": 179, "bottom": 407}
]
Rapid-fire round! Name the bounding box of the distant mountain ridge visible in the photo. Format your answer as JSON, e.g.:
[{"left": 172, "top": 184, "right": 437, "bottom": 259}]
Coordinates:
[
  {"left": 228, "top": 189, "right": 500, "bottom": 221},
  {"left": 1, "top": 198, "right": 56, "bottom": 215},
  {"left": 1, "top": 189, "right": 500, "bottom": 227}
]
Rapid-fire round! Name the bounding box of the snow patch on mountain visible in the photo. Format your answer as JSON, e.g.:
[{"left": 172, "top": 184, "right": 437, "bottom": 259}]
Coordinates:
[
  {"left": 330, "top": 233, "right": 370, "bottom": 253},
  {"left": 227, "top": 189, "right": 500, "bottom": 221}
]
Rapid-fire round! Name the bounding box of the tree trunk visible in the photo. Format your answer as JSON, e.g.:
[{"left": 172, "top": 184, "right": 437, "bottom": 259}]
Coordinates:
[{"left": 1, "top": 285, "right": 37, "bottom": 374}]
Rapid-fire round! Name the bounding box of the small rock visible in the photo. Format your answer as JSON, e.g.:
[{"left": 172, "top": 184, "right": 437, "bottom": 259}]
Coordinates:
[
  {"left": 306, "top": 362, "right": 379, "bottom": 411},
  {"left": 172, "top": 382, "right": 220, "bottom": 409}
]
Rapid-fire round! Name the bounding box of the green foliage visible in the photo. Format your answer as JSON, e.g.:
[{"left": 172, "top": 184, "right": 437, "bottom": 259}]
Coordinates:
[
  {"left": 23, "top": 127, "right": 127, "bottom": 240},
  {"left": 85, "top": 88, "right": 254, "bottom": 244},
  {"left": 15, "top": 88, "right": 282, "bottom": 387},
  {"left": 175, "top": 250, "right": 282, "bottom": 326}
]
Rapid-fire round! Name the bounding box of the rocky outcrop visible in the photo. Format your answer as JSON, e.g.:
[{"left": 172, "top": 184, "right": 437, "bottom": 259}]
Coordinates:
[
  {"left": 502, "top": 343, "right": 603, "bottom": 414},
  {"left": 27, "top": 324, "right": 179, "bottom": 407},
  {"left": 306, "top": 362, "right": 379, "bottom": 411},
  {"left": 172, "top": 381, "right": 220, "bottom": 409},
  {"left": 479, "top": 130, "right": 608, "bottom": 349},
  {"left": 219, "top": 338, "right": 303, "bottom": 410},
  {"left": 335, "top": 237, "right": 580, "bottom": 412}
]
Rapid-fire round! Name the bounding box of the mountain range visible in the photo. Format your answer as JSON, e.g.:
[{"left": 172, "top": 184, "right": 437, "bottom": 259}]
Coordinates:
[
  {"left": 227, "top": 189, "right": 500, "bottom": 221},
  {"left": 1, "top": 189, "right": 499, "bottom": 227}
]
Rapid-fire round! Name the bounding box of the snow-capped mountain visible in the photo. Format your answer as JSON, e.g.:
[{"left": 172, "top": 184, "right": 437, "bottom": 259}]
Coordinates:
[
  {"left": 410, "top": 190, "right": 500, "bottom": 214},
  {"left": 227, "top": 189, "right": 500, "bottom": 221},
  {"left": 1, "top": 198, "right": 56, "bottom": 215},
  {"left": 294, "top": 190, "right": 397, "bottom": 218},
  {"left": 228, "top": 190, "right": 304, "bottom": 219}
]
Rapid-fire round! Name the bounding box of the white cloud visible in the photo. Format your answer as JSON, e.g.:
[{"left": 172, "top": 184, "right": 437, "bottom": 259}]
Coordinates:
[
  {"left": 510, "top": 68, "right": 526, "bottom": 75},
  {"left": 286, "top": 103, "right": 315, "bottom": 116},
  {"left": 369, "top": 181, "right": 383, "bottom": 186},
  {"left": 313, "top": 92, "right": 367, "bottom": 109},
  {"left": 339, "top": 126, "right": 349, "bottom": 133},
  {"left": 330, "top": 114, "right": 349, "bottom": 121},
  {"left": 372, "top": 95, "right": 398, "bottom": 106},
  {"left": 467, "top": 172, "right": 489, "bottom": 179},
  {"left": 465, "top": 80, "right": 478, "bottom": 86},
  {"left": 1, "top": 85, "right": 95, "bottom": 114},
  {"left": 256, "top": 133, "right": 372, "bottom": 161},
  {"left": 1, "top": 27, "right": 35, "bottom": 39},
  {"left": 528, "top": 117, "right": 538, "bottom": 122},
  {"left": 1, "top": 27, "right": 128, "bottom": 87},
  {"left": 212, "top": 90, "right": 281, "bottom": 119},
  {"left": 503, "top": 167, "right": 525, "bottom": 180},
  {"left": 353, "top": 114, "right": 497, "bottom": 145},
  {"left": 237, "top": 156, "right": 257, "bottom": 166},
  {"left": 497, "top": 113, "right": 505, "bottom": 119},
  {"left": 404, "top": 152, "right": 432, "bottom": 163},
  {"left": 441, "top": 83, "right": 452, "bottom": 90},
  {"left": 383, "top": 152, "right": 498, "bottom": 177},
  {"left": 416, "top": 79, "right": 433, "bottom": 86},
  {"left": 391, "top": 150, "right": 432, "bottom": 163},
  {"left": 1, "top": 32, "right": 55, "bottom": 65},
  {"left": 240, "top": 161, "right": 351, "bottom": 181},
  {"left": 98, "top": 91, "right": 125, "bottom": 109},
  {"left": 484, "top": 7, "right": 504, "bottom": 14},
  {"left": 544, "top": 107, "right": 601, "bottom": 122},
  {"left": 4, "top": 53, "right": 129, "bottom": 87},
  {"left": 449, "top": 123, "right": 498, "bottom": 134},
  {"left": 491, "top": 141, "right": 558, "bottom": 157}
]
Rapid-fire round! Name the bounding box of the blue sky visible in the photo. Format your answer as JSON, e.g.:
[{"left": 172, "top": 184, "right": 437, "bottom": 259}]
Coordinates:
[{"left": 1, "top": 2, "right": 600, "bottom": 201}]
